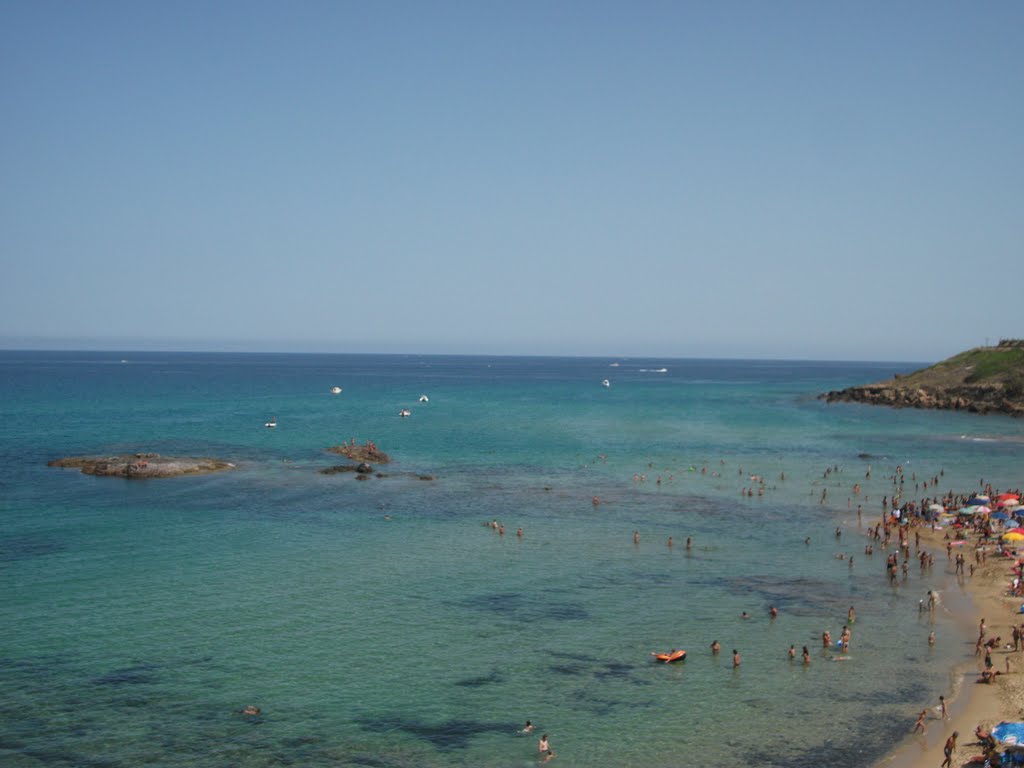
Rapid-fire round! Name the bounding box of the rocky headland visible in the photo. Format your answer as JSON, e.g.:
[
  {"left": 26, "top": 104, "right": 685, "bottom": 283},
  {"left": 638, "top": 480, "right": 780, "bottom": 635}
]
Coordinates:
[
  {"left": 48, "top": 453, "right": 235, "bottom": 478},
  {"left": 821, "top": 340, "right": 1024, "bottom": 416}
]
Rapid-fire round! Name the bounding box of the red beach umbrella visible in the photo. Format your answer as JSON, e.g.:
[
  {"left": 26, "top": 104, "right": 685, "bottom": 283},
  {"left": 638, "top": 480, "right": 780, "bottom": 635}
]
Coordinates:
[{"left": 996, "top": 493, "right": 1019, "bottom": 502}]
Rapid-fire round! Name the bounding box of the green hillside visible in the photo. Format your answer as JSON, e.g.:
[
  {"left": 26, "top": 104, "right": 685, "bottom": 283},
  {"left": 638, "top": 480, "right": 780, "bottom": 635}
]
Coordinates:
[{"left": 821, "top": 340, "right": 1024, "bottom": 416}]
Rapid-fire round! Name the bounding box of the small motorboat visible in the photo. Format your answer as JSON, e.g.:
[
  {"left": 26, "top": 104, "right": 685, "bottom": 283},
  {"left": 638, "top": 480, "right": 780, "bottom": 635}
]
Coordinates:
[
  {"left": 601, "top": 379, "right": 611, "bottom": 388},
  {"left": 418, "top": 395, "right": 429, "bottom": 403},
  {"left": 651, "top": 649, "right": 686, "bottom": 664},
  {"left": 398, "top": 409, "right": 411, "bottom": 418},
  {"left": 265, "top": 418, "right": 277, "bottom": 428},
  {"left": 331, "top": 386, "right": 342, "bottom": 394}
]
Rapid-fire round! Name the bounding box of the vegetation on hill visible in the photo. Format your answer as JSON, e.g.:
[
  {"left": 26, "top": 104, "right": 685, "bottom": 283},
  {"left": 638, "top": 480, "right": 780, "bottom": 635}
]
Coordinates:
[{"left": 821, "top": 340, "right": 1024, "bottom": 416}]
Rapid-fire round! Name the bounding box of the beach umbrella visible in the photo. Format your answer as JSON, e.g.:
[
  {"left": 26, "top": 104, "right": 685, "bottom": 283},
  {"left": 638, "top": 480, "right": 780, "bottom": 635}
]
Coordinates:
[
  {"left": 968, "top": 496, "right": 990, "bottom": 505},
  {"left": 991, "top": 511, "right": 1011, "bottom": 521},
  {"left": 993, "top": 721, "right": 1024, "bottom": 745},
  {"left": 999, "top": 498, "right": 1021, "bottom": 507},
  {"left": 976, "top": 506, "right": 992, "bottom": 515},
  {"left": 1003, "top": 532, "right": 1024, "bottom": 542},
  {"left": 957, "top": 506, "right": 979, "bottom": 516},
  {"left": 1007, "top": 527, "right": 1024, "bottom": 535},
  {"left": 996, "top": 493, "right": 1019, "bottom": 502},
  {"left": 928, "top": 503, "right": 945, "bottom": 512}
]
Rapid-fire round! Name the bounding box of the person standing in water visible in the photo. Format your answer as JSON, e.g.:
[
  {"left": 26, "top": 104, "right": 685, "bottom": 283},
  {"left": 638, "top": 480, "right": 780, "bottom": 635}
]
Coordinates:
[{"left": 912, "top": 710, "right": 927, "bottom": 734}]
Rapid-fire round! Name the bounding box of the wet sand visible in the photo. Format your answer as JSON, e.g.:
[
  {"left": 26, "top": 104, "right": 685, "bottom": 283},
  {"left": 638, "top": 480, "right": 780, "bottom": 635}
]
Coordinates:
[{"left": 874, "top": 524, "right": 1023, "bottom": 768}]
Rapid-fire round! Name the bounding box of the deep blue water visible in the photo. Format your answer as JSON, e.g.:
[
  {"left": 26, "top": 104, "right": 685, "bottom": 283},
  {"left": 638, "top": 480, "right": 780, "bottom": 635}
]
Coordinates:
[{"left": 2, "top": 351, "right": 1022, "bottom": 767}]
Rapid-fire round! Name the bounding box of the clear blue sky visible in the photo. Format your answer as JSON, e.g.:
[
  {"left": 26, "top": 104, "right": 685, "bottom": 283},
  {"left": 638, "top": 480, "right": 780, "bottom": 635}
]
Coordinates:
[{"left": 1, "top": 1, "right": 1021, "bottom": 361}]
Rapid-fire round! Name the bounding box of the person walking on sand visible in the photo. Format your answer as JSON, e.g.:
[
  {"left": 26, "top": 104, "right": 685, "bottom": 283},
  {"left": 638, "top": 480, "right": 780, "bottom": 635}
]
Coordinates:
[
  {"left": 941, "top": 731, "right": 958, "bottom": 768},
  {"left": 939, "top": 695, "right": 947, "bottom": 720},
  {"left": 912, "top": 710, "right": 927, "bottom": 734}
]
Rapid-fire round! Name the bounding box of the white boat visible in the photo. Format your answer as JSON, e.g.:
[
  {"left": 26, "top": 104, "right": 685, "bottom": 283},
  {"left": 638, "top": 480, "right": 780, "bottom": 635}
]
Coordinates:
[
  {"left": 331, "top": 386, "right": 342, "bottom": 394},
  {"left": 399, "top": 409, "right": 412, "bottom": 418},
  {"left": 419, "top": 395, "right": 429, "bottom": 403},
  {"left": 265, "top": 418, "right": 277, "bottom": 428},
  {"left": 602, "top": 379, "right": 611, "bottom": 388}
]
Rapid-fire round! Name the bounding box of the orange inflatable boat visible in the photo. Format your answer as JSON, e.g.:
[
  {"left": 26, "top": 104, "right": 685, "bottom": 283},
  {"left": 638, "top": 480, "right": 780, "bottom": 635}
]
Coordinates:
[{"left": 651, "top": 649, "right": 687, "bottom": 663}]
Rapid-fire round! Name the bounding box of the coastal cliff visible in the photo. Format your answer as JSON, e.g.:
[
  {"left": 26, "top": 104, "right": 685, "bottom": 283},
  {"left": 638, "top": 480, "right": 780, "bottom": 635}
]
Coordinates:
[{"left": 820, "top": 340, "right": 1024, "bottom": 416}]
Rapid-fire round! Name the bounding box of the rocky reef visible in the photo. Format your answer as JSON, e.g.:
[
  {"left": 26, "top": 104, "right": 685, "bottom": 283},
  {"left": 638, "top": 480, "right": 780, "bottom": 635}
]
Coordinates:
[
  {"left": 821, "top": 341, "right": 1024, "bottom": 417},
  {"left": 48, "top": 453, "right": 235, "bottom": 478},
  {"left": 325, "top": 440, "right": 391, "bottom": 464}
]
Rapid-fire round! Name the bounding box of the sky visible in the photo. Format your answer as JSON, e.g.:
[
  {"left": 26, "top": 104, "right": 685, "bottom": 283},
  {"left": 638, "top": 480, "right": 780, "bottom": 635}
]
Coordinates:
[{"left": 1, "top": 1, "right": 1021, "bottom": 362}]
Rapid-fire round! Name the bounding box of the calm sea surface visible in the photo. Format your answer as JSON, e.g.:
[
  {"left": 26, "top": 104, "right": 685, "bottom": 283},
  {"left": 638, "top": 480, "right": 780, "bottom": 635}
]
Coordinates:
[{"left": 2, "top": 352, "right": 1022, "bottom": 767}]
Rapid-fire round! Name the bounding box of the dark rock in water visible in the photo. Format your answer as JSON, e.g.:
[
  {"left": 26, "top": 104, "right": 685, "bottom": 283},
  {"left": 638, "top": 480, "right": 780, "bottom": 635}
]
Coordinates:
[
  {"left": 319, "top": 465, "right": 359, "bottom": 475},
  {"left": 356, "top": 462, "right": 374, "bottom": 474},
  {"left": 356, "top": 474, "right": 370, "bottom": 481},
  {"left": 48, "top": 454, "right": 234, "bottom": 478}
]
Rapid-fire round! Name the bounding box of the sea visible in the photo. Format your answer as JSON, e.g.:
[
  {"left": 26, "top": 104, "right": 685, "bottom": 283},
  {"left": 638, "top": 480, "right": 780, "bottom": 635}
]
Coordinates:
[{"left": 2, "top": 351, "right": 1022, "bottom": 768}]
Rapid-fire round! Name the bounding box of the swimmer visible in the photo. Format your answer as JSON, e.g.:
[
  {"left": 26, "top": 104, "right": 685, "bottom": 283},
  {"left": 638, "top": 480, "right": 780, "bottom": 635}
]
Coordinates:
[
  {"left": 769, "top": 606, "right": 778, "bottom": 618},
  {"left": 539, "top": 735, "right": 550, "bottom": 754},
  {"left": 520, "top": 720, "right": 534, "bottom": 734},
  {"left": 732, "top": 649, "right": 741, "bottom": 667},
  {"left": 242, "top": 705, "right": 261, "bottom": 716},
  {"left": 788, "top": 644, "right": 796, "bottom": 659},
  {"left": 741, "top": 611, "right": 750, "bottom": 619},
  {"left": 802, "top": 646, "right": 810, "bottom": 665},
  {"left": 710, "top": 640, "right": 721, "bottom": 655},
  {"left": 633, "top": 531, "right": 639, "bottom": 544}
]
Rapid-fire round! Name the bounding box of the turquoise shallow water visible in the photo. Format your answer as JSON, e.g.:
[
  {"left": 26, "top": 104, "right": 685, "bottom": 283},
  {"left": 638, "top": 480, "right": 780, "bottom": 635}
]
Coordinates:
[{"left": 2, "top": 352, "right": 1022, "bottom": 767}]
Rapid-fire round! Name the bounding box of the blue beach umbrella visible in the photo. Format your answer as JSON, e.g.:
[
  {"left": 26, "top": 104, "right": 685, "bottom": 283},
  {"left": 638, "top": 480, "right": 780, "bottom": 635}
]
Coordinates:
[
  {"left": 968, "top": 496, "right": 989, "bottom": 505},
  {"left": 993, "top": 721, "right": 1024, "bottom": 745},
  {"left": 991, "top": 511, "right": 1011, "bottom": 520}
]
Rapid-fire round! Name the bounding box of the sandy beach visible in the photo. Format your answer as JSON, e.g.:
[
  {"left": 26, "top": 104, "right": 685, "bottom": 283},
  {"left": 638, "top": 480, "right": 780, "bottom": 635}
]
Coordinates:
[{"left": 875, "top": 521, "right": 1024, "bottom": 768}]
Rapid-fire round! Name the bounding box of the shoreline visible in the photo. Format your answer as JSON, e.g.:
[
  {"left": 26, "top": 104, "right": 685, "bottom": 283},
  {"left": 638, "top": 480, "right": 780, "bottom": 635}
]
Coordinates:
[{"left": 872, "top": 523, "right": 1023, "bottom": 768}]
